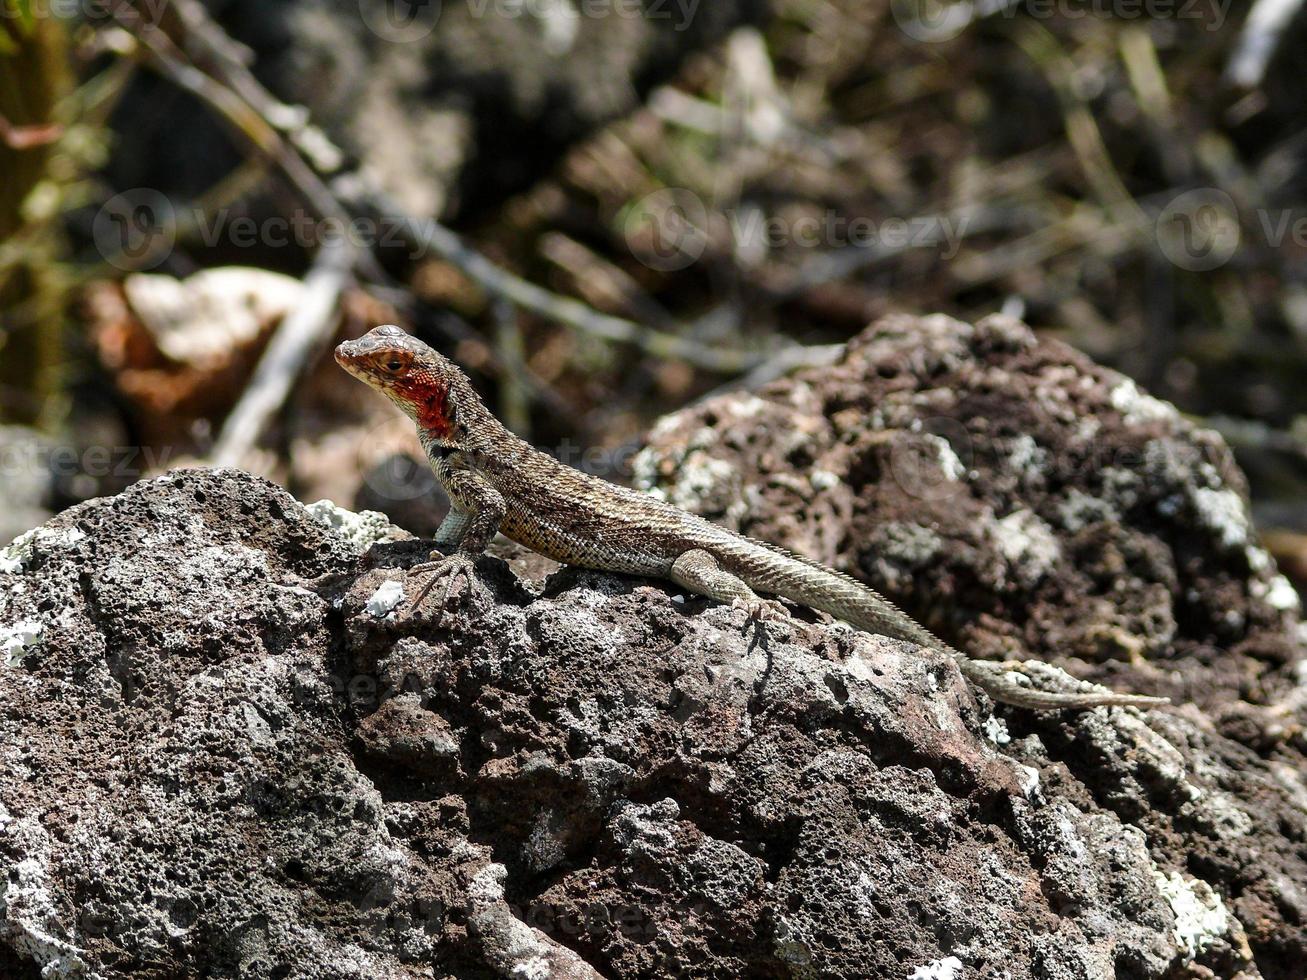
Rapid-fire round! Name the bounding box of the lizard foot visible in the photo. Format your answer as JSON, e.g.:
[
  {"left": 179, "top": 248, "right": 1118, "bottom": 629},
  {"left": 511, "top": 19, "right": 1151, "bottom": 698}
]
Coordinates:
[
  {"left": 733, "top": 596, "right": 789, "bottom": 624},
  {"left": 408, "top": 553, "right": 478, "bottom": 620}
]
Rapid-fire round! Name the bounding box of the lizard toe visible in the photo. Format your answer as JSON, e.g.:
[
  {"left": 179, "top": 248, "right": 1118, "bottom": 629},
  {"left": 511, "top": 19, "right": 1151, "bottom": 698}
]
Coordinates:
[
  {"left": 733, "top": 596, "right": 789, "bottom": 624},
  {"left": 409, "top": 554, "right": 478, "bottom": 617}
]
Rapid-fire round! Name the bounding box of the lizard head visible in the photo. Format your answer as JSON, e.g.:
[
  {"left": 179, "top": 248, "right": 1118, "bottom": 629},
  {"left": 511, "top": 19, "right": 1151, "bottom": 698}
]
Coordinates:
[{"left": 335, "top": 325, "right": 464, "bottom": 444}]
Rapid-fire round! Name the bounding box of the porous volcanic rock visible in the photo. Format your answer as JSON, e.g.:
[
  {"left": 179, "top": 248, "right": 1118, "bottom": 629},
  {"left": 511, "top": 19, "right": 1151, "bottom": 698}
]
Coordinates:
[
  {"left": 637, "top": 312, "right": 1307, "bottom": 978},
  {"left": 0, "top": 313, "right": 1304, "bottom": 976}
]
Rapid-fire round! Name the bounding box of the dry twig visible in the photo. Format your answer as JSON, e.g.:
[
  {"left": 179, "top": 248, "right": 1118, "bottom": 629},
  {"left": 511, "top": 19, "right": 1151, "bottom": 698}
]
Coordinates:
[{"left": 211, "top": 238, "right": 354, "bottom": 467}]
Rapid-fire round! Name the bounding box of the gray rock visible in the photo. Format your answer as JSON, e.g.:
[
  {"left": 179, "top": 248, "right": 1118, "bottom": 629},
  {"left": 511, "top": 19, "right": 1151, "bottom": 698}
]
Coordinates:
[
  {"left": 0, "top": 461, "right": 1281, "bottom": 978},
  {"left": 638, "top": 313, "right": 1307, "bottom": 978}
]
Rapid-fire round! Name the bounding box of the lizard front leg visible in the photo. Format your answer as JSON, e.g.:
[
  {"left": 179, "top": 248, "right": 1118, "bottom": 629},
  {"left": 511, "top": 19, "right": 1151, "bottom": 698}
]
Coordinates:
[
  {"left": 669, "top": 549, "right": 787, "bottom": 623},
  {"left": 410, "top": 466, "right": 505, "bottom": 616},
  {"left": 432, "top": 509, "right": 473, "bottom": 552}
]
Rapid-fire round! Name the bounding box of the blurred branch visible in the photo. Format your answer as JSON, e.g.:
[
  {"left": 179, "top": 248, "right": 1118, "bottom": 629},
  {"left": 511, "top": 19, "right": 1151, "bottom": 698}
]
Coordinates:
[
  {"left": 1205, "top": 414, "right": 1307, "bottom": 463},
  {"left": 1011, "top": 21, "right": 1148, "bottom": 235},
  {"left": 167, "top": 0, "right": 345, "bottom": 174},
  {"left": 105, "top": 0, "right": 370, "bottom": 462},
  {"left": 105, "top": 0, "right": 364, "bottom": 263},
  {"left": 769, "top": 205, "right": 1022, "bottom": 302},
  {"left": 0, "top": 110, "right": 61, "bottom": 149},
  {"left": 212, "top": 238, "right": 355, "bottom": 467},
  {"left": 353, "top": 191, "right": 772, "bottom": 374},
  {"left": 492, "top": 299, "right": 531, "bottom": 439},
  {"left": 538, "top": 232, "right": 679, "bottom": 331},
  {"left": 706, "top": 342, "right": 846, "bottom": 400},
  {"left": 1227, "top": 0, "right": 1306, "bottom": 87}
]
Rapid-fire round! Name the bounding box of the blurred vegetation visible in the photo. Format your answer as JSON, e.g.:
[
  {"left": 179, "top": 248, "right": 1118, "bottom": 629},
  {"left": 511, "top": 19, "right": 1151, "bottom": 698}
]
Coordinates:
[
  {"left": 0, "top": 0, "right": 70, "bottom": 428},
  {"left": 0, "top": 0, "right": 1304, "bottom": 548},
  {"left": 477, "top": 0, "right": 1307, "bottom": 523}
]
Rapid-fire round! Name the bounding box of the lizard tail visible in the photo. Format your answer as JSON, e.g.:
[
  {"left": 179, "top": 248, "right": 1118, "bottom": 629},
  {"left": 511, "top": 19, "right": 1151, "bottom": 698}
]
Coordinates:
[
  {"left": 719, "top": 535, "right": 1168, "bottom": 711},
  {"left": 958, "top": 659, "right": 1169, "bottom": 711}
]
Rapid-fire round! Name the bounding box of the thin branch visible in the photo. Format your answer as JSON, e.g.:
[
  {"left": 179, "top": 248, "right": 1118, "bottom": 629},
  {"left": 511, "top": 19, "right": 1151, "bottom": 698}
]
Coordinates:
[
  {"left": 538, "top": 231, "right": 680, "bottom": 331},
  {"left": 700, "top": 343, "right": 845, "bottom": 403},
  {"left": 106, "top": 0, "right": 368, "bottom": 269},
  {"left": 211, "top": 238, "right": 355, "bottom": 467},
  {"left": 1227, "top": 0, "right": 1307, "bottom": 87},
  {"left": 167, "top": 0, "right": 346, "bottom": 174},
  {"left": 492, "top": 298, "right": 531, "bottom": 439},
  {"left": 104, "top": 0, "right": 375, "bottom": 464},
  {"left": 355, "top": 191, "right": 771, "bottom": 374},
  {"left": 0, "top": 110, "right": 62, "bottom": 150}
]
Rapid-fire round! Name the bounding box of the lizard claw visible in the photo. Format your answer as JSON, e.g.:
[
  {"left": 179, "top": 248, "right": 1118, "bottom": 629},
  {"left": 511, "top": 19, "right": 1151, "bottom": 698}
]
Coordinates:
[
  {"left": 408, "top": 553, "right": 478, "bottom": 620},
  {"left": 733, "top": 596, "right": 789, "bottom": 624}
]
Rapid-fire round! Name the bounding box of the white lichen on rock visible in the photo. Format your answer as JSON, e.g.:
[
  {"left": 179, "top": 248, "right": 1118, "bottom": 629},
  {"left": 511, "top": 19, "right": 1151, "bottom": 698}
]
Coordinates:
[
  {"left": 1263, "top": 574, "right": 1301, "bottom": 613},
  {"left": 982, "top": 715, "right": 1011, "bottom": 745},
  {"left": 993, "top": 509, "right": 1061, "bottom": 584},
  {"left": 0, "top": 529, "right": 39, "bottom": 576},
  {"left": 629, "top": 446, "right": 666, "bottom": 498},
  {"left": 0, "top": 526, "right": 85, "bottom": 576},
  {"left": 1006, "top": 434, "right": 1048, "bottom": 477},
  {"left": 1, "top": 618, "right": 42, "bottom": 668},
  {"left": 1153, "top": 869, "right": 1230, "bottom": 959},
  {"left": 908, "top": 955, "right": 964, "bottom": 980},
  {"left": 1110, "top": 379, "right": 1177, "bottom": 426},
  {"left": 365, "top": 580, "right": 406, "bottom": 618},
  {"left": 809, "top": 469, "right": 841, "bottom": 491},
  {"left": 511, "top": 957, "right": 551, "bottom": 980},
  {"left": 1055, "top": 488, "right": 1121, "bottom": 533},
  {"left": 662, "top": 456, "right": 736, "bottom": 512},
  {"left": 927, "top": 435, "right": 967, "bottom": 482},
  {"left": 305, "top": 500, "right": 402, "bottom": 554},
  {"left": 1189, "top": 486, "right": 1251, "bottom": 551},
  {"left": 0, "top": 815, "right": 90, "bottom": 978},
  {"left": 1017, "top": 764, "right": 1042, "bottom": 801}
]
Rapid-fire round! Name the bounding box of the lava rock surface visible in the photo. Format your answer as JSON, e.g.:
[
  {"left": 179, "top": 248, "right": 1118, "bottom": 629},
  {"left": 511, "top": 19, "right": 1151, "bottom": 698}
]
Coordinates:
[{"left": 2, "top": 316, "right": 1305, "bottom": 978}]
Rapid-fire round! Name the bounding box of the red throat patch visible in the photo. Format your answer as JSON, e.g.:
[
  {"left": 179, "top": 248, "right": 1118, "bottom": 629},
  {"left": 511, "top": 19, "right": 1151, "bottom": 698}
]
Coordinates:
[{"left": 400, "top": 371, "right": 453, "bottom": 439}]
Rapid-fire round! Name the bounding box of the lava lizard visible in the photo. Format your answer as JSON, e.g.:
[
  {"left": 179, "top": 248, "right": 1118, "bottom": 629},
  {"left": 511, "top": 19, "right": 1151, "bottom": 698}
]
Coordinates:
[{"left": 336, "top": 324, "right": 1166, "bottom": 711}]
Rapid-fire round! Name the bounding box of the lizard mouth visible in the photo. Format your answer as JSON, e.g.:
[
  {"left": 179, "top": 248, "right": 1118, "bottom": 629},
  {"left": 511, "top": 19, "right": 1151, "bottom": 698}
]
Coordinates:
[
  {"left": 334, "top": 341, "right": 367, "bottom": 376},
  {"left": 334, "top": 343, "right": 380, "bottom": 390}
]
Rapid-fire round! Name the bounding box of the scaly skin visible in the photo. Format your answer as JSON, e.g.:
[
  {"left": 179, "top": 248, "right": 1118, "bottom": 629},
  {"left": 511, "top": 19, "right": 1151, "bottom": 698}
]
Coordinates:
[{"left": 336, "top": 325, "right": 1167, "bottom": 711}]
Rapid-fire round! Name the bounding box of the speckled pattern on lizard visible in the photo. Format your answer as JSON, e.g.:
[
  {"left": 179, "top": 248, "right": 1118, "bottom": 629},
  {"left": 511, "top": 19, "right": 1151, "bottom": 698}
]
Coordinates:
[{"left": 335, "top": 324, "right": 1167, "bottom": 711}]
